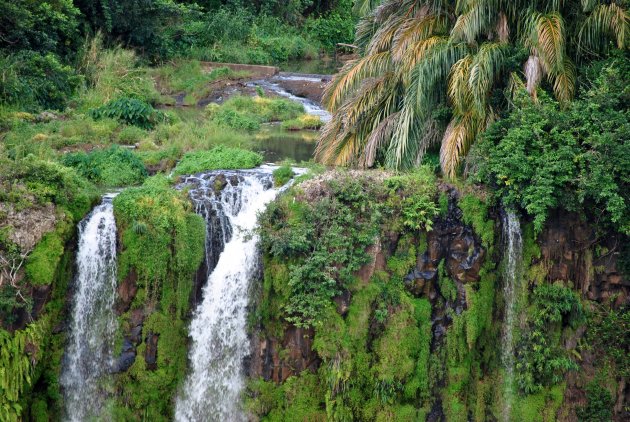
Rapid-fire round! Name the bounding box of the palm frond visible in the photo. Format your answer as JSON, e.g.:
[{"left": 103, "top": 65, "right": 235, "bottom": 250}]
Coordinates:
[
  {"left": 367, "top": 13, "right": 408, "bottom": 54},
  {"left": 354, "top": 0, "right": 382, "bottom": 16},
  {"left": 525, "top": 11, "right": 566, "bottom": 75},
  {"left": 579, "top": 3, "right": 629, "bottom": 52},
  {"left": 451, "top": 0, "right": 500, "bottom": 43},
  {"left": 361, "top": 112, "right": 401, "bottom": 167},
  {"left": 440, "top": 112, "right": 478, "bottom": 178},
  {"left": 552, "top": 58, "right": 576, "bottom": 105},
  {"left": 447, "top": 55, "right": 473, "bottom": 113},
  {"left": 322, "top": 51, "right": 392, "bottom": 112},
  {"left": 468, "top": 42, "right": 507, "bottom": 115},
  {"left": 392, "top": 14, "right": 448, "bottom": 62}
]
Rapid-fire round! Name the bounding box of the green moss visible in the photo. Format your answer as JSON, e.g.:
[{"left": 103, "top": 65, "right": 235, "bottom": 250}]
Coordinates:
[
  {"left": 437, "top": 260, "right": 457, "bottom": 303},
  {"left": 512, "top": 383, "right": 566, "bottom": 422},
  {"left": 173, "top": 146, "right": 263, "bottom": 175},
  {"left": 458, "top": 194, "right": 495, "bottom": 252},
  {"left": 24, "top": 231, "right": 65, "bottom": 286},
  {"left": 386, "top": 234, "right": 417, "bottom": 278},
  {"left": 439, "top": 191, "right": 449, "bottom": 217}
]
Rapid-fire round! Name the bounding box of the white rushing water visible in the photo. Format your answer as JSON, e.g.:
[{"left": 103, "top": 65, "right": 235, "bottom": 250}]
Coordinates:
[
  {"left": 61, "top": 196, "right": 118, "bottom": 422},
  {"left": 501, "top": 210, "right": 523, "bottom": 422},
  {"left": 175, "top": 170, "right": 280, "bottom": 421}
]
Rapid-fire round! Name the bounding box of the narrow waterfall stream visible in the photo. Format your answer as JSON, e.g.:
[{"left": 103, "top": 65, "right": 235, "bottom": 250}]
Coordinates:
[
  {"left": 500, "top": 210, "right": 523, "bottom": 422},
  {"left": 61, "top": 195, "right": 118, "bottom": 421},
  {"left": 175, "top": 168, "right": 281, "bottom": 421}
]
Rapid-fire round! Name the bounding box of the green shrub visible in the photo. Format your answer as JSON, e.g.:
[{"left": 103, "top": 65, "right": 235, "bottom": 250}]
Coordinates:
[
  {"left": 0, "top": 52, "right": 82, "bottom": 111},
  {"left": 173, "top": 146, "right": 263, "bottom": 175},
  {"left": 117, "top": 126, "right": 148, "bottom": 145},
  {"left": 471, "top": 56, "right": 630, "bottom": 235},
  {"left": 61, "top": 146, "right": 148, "bottom": 187},
  {"left": 577, "top": 382, "right": 613, "bottom": 422},
  {"left": 90, "top": 97, "right": 166, "bottom": 129},
  {"left": 515, "top": 284, "right": 584, "bottom": 393},
  {"left": 0, "top": 158, "right": 97, "bottom": 222},
  {"left": 260, "top": 176, "right": 382, "bottom": 327},
  {"left": 272, "top": 165, "right": 294, "bottom": 186}
]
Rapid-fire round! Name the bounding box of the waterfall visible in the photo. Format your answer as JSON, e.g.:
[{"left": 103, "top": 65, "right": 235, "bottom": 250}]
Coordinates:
[
  {"left": 500, "top": 210, "right": 523, "bottom": 422},
  {"left": 61, "top": 196, "right": 118, "bottom": 421},
  {"left": 175, "top": 169, "right": 280, "bottom": 422}
]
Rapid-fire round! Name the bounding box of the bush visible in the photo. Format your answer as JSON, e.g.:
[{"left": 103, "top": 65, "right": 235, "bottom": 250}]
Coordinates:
[
  {"left": 471, "top": 56, "right": 630, "bottom": 235},
  {"left": 61, "top": 146, "right": 148, "bottom": 187},
  {"left": 515, "top": 284, "right": 584, "bottom": 394},
  {"left": 0, "top": 52, "right": 82, "bottom": 111},
  {"left": 0, "top": 158, "right": 97, "bottom": 222},
  {"left": 272, "top": 165, "right": 295, "bottom": 186},
  {"left": 173, "top": 146, "right": 263, "bottom": 175},
  {"left": 90, "top": 97, "right": 167, "bottom": 129},
  {"left": 117, "top": 126, "right": 148, "bottom": 145},
  {"left": 577, "top": 382, "right": 613, "bottom": 422}
]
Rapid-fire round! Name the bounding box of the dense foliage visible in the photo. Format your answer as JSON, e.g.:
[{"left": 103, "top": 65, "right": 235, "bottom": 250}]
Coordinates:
[
  {"left": 112, "top": 175, "right": 205, "bottom": 419},
  {"left": 471, "top": 55, "right": 630, "bottom": 234},
  {"left": 316, "top": 0, "right": 629, "bottom": 177},
  {"left": 90, "top": 98, "right": 167, "bottom": 129},
  {"left": 62, "top": 146, "right": 148, "bottom": 187}
]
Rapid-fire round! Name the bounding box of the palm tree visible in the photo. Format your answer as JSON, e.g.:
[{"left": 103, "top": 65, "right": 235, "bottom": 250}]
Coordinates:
[{"left": 317, "top": 0, "right": 628, "bottom": 177}]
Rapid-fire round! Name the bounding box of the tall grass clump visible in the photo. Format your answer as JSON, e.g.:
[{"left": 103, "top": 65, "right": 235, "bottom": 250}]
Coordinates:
[
  {"left": 77, "top": 36, "right": 158, "bottom": 110},
  {"left": 173, "top": 146, "right": 263, "bottom": 175}
]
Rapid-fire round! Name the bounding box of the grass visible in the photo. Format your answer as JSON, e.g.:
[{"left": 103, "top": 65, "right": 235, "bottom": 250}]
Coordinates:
[
  {"left": 206, "top": 96, "right": 305, "bottom": 131},
  {"left": 281, "top": 114, "right": 323, "bottom": 131},
  {"left": 173, "top": 146, "right": 263, "bottom": 175},
  {"left": 152, "top": 61, "right": 251, "bottom": 105}
]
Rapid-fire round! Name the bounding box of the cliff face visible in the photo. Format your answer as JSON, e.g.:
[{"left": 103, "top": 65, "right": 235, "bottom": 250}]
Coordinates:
[{"left": 248, "top": 174, "right": 628, "bottom": 421}]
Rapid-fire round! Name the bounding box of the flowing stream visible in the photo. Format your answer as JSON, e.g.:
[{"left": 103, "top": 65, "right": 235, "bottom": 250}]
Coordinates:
[
  {"left": 61, "top": 195, "right": 118, "bottom": 421},
  {"left": 175, "top": 168, "right": 282, "bottom": 421},
  {"left": 501, "top": 210, "right": 523, "bottom": 422}
]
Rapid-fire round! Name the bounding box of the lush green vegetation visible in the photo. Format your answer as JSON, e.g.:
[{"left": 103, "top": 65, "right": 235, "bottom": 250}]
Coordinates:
[
  {"left": 0, "top": 0, "right": 627, "bottom": 420},
  {"left": 471, "top": 55, "right": 629, "bottom": 235},
  {"left": 174, "top": 146, "right": 263, "bottom": 175},
  {"left": 112, "top": 176, "right": 205, "bottom": 419},
  {"left": 206, "top": 96, "right": 306, "bottom": 131},
  {"left": 62, "top": 146, "right": 148, "bottom": 187},
  {"left": 317, "top": 0, "right": 629, "bottom": 177}
]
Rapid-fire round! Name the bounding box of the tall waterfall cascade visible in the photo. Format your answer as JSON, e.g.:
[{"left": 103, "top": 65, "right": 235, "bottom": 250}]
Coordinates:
[
  {"left": 500, "top": 210, "right": 523, "bottom": 422},
  {"left": 61, "top": 195, "right": 118, "bottom": 422},
  {"left": 175, "top": 168, "right": 285, "bottom": 422}
]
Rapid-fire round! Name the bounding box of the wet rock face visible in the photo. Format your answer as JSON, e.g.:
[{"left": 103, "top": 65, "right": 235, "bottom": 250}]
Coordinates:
[
  {"left": 538, "top": 211, "right": 628, "bottom": 306},
  {"left": 404, "top": 195, "right": 487, "bottom": 301},
  {"left": 249, "top": 326, "right": 320, "bottom": 383}
]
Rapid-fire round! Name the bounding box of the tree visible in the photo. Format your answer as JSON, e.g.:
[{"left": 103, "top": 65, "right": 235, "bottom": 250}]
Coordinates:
[{"left": 316, "top": 0, "right": 629, "bottom": 177}]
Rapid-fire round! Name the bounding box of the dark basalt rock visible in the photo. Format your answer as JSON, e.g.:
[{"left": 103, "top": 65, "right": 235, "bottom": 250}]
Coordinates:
[
  {"left": 145, "top": 332, "right": 159, "bottom": 370},
  {"left": 112, "top": 339, "right": 137, "bottom": 373},
  {"left": 249, "top": 326, "right": 319, "bottom": 383}
]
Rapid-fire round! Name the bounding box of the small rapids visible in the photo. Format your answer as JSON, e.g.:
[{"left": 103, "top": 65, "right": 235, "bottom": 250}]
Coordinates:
[
  {"left": 175, "top": 168, "right": 285, "bottom": 421},
  {"left": 61, "top": 195, "right": 118, "bottom": 421}
]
